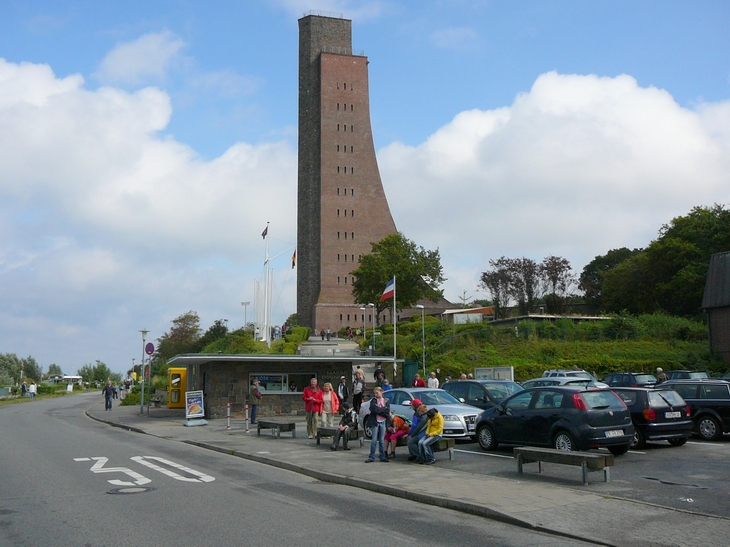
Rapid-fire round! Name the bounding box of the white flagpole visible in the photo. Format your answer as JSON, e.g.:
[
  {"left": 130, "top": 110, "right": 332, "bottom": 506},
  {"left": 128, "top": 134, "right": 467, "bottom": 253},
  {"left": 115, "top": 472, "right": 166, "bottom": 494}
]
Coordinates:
[
  {"left": 263, "top": 222, "right": 271, "bottom": 347},
  {"left": 392, "top": 276, "right": 397, "bottom": 379}
]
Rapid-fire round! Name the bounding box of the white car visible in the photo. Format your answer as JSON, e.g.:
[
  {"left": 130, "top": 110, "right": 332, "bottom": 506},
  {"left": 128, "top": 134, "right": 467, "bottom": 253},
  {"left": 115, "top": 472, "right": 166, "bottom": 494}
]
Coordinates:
[
  {"left": 358, "top": 388, "right": 482, "bottom": 439},
  {"left": 522, "top": 377, "right": 609, "bottom": 389}
]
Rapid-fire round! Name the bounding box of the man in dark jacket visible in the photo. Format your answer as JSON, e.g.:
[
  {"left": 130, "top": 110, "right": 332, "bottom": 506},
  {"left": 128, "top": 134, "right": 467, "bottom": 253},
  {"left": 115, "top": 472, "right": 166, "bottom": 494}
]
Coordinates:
[
  {"left": 336, "top": 376, "right": 349, "bottom": 402},
  {"left": 407, "top": 399, "right": 429, "bottom": 461},
  {"left": 331, "top": 402, "right": 357, "bottom": 451},
  {"left": 102, "top": 381, "right": 114, "bottom": 411}
]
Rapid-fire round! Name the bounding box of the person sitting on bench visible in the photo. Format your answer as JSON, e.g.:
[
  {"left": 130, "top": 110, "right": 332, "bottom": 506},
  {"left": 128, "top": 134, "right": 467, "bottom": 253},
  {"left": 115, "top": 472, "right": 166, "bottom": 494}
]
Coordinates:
[{"left": 331, "top": 402, "right": 357, "bottom": 451}]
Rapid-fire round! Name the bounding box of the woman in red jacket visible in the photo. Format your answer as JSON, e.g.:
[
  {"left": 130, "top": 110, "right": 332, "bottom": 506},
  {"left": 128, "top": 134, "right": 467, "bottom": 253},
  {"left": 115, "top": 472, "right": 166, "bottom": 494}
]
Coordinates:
[
  {"left": 302, "top": 378, "right": 324, "bottom": 439},
  {"left": 411, "top": 373, "right": 426, "bottom": 387}
]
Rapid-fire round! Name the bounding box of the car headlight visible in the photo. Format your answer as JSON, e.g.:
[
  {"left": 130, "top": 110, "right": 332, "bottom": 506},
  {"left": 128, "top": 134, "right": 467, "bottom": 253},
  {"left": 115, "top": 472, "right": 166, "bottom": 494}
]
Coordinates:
[{"left": 442, "top": 415, "right": 459, "bottom": 422}]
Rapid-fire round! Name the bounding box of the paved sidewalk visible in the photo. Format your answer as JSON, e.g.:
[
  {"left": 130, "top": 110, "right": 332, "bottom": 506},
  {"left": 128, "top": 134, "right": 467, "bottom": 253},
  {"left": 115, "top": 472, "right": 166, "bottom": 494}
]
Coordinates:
[{"left": 88, "top": 401, "right": 728, "bottom": 547}]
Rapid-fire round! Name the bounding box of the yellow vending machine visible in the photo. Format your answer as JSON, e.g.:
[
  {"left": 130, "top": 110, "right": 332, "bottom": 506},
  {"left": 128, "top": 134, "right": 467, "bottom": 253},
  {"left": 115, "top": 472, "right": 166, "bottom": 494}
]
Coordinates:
[{"left": 167, "top": 367, "right": 186, "bottom": 409}]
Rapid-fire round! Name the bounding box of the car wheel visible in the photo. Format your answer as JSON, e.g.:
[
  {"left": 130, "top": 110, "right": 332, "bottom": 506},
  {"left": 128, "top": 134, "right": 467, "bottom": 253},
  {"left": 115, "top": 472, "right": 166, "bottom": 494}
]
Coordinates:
[
  {"left": 363, "top": 417, "right": 372, "bottom": 439},
  {"left": 631, "top": 429, "right": 646, "bottom": 449},
  {"left": 698, "top": 416, "right": 722, "bottom": 441},
  {"left": 476, "top": 425, "right": 498, "bottom": 451},
  {"left": 609, "top": 444, "right": 630, "bottom": 456},
  {"left": 553, "top": 431, "right": 577, "bottom": 451},
  {"left": 668, "top": 437, "right": 688, "bottom": 447}
]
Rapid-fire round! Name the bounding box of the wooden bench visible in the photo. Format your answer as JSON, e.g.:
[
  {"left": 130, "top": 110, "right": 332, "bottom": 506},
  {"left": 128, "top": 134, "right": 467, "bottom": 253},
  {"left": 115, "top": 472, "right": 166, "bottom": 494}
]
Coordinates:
[
  {"left": 513, "top": 447, "right": 614, "bottom": 485},
  {"left": 150, "top": 389, "right": 168, "bottom": 408},
  {"left": 316, "top": 427, "right": 364, "bottom": 447},
  {"left": 256, "top": 420, "right": 296, "bottom": 438}
]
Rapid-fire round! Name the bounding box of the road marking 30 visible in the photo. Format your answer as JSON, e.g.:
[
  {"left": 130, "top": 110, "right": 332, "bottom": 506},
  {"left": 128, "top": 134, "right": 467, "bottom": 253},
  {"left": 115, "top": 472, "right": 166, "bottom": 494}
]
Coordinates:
[{"left": 74, "top": 456, "right": 215, "bottom": 485}]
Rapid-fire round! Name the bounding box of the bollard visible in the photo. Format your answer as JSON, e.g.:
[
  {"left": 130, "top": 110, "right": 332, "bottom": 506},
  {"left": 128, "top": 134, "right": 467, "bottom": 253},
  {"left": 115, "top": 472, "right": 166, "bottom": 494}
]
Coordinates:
[
  {"left": 227, "top": 402, "right": 231, "bottom": 430},
  {"left": 245, "top": 403, "right": 250, "bottom": 434}
]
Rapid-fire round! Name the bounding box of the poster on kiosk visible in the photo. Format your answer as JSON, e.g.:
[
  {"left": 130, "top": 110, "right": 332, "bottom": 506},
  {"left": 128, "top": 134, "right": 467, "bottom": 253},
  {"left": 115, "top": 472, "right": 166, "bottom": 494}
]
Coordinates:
[{"left": 184, "top": 390, "right": 207, "bottom": 426}]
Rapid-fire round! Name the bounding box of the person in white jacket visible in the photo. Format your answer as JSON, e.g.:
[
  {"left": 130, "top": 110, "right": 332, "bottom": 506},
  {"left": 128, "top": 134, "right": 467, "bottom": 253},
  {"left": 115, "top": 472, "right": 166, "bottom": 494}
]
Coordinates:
[{"left": 427, "top": 372, "right": 439, "bottom": 388}]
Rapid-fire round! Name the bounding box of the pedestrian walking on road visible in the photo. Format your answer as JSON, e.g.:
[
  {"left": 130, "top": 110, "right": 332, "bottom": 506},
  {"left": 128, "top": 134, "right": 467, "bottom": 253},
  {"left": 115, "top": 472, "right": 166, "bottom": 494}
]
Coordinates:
[
  {"left": 365, "top": 387, "right": 390, "bottom": 463},
  {"left": 102, "top": 380, "right": 114, "bottom": 410},
  {"left": 302, "top": 378, "right": 323, "bottom": 439},
  {"left": 250, "top": 378, "right": 263, "bottom": 424}
]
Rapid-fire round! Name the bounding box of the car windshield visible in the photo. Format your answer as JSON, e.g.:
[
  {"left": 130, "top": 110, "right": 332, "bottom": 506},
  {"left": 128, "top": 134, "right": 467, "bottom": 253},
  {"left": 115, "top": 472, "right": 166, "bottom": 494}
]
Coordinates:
[
  {"left": 482, "top": 382, "right": 523, "bottom": 401},
  {"left": 580, "top": 390, "right": 626, "bottom": 410},
  {"left": 413, "top": 390, "right": 461, "bottom": 406},
  {"left": 688, "top": 371, "right": 709, "bottom": 379}
]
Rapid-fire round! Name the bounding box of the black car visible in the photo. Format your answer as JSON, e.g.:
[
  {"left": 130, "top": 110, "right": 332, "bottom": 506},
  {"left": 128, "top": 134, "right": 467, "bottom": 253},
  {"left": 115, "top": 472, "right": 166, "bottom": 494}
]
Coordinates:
[
  {"left": 474, "top": 386, "right": 634, "bottom": 456},
  {"left": 666, "top": 370, "right": 710, "bottom": 380},
  {"left": 612, "top": 387, "right": 692, "bottom": 448},
  {"left": 660, "top": 379, "right": 730, "bottom": 440},
  {"left": 442, "top": 380, "right": 524, "bottom": 410},
  {"left": 603, "top": 373, "right": 657, "bottom": 388}
]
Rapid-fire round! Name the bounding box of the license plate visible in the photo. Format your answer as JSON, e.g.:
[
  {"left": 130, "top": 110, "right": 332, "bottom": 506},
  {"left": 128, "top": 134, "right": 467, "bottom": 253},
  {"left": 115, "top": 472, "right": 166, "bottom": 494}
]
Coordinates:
[
  {"left": 467, "top": 424, "right": 475, "bottom": 431},
  {"left": 605, "top": 429, "right": 624, "bottom": 437},
  {"left": 665, "top": 411, "right": 681, "bottom": 419}
]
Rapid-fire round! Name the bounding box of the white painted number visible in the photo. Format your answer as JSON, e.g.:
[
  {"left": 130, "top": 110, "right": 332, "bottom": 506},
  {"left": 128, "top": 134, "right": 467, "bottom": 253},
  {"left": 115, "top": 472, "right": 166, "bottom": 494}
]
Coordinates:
[{"left": 75, "top": 456, "right": 215, "bottom": 485}]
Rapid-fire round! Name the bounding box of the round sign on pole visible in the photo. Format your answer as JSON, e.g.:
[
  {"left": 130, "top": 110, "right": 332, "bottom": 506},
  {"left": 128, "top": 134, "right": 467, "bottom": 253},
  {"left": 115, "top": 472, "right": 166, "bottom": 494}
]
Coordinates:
[{"left": 145, "top": 342, "right": 155, "bottom": 355}]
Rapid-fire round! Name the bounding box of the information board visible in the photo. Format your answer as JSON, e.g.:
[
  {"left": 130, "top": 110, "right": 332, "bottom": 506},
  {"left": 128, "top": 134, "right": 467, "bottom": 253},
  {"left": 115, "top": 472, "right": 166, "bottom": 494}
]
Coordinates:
[{"left": 185, "top": 390, "right": 205, "bottom": 419}]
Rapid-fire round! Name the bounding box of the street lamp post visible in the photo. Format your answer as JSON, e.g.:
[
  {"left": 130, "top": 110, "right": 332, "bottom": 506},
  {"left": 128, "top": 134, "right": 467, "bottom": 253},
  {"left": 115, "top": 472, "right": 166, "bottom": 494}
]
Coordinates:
[
  {"left": 241, "top": 301, "right": 250, "bottom": 331},
  {"left": 416, "top": 305, "right": 426, "bottom": 376},
  {"left": 139, "top": 330, "right": 149, "bottom": 415},
  {"left": 359, "top": 307, "right": 366, "bottom": 354},
  {"left": 368, "top": 303, "right": 375, "bottom": 356}
]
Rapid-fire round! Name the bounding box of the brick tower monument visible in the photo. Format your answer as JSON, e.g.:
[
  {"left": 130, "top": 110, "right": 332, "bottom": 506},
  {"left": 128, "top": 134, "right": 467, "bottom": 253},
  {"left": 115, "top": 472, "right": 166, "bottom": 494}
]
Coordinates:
[{"left": 297, "top": 13, "right": 397, "bottom": 333}]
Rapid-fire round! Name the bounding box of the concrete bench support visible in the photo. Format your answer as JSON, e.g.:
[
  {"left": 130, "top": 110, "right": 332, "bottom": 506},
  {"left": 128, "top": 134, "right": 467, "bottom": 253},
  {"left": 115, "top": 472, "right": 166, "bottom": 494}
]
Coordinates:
[
  {"left": 256, "top": 420, "right": 296, "bottom": 438},
  {"left": 513, "top": 447, "right": 614, "bottom": 485},
  {"left": 316, "top": 427, "right": 364, "bottom": 447}
]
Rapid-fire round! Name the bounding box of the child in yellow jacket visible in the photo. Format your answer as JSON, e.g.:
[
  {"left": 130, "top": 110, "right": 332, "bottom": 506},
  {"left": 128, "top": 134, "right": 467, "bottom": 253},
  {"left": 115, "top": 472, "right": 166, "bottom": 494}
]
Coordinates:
[{"left": 418, "top": 408, "right": 444, "bottom": 464}]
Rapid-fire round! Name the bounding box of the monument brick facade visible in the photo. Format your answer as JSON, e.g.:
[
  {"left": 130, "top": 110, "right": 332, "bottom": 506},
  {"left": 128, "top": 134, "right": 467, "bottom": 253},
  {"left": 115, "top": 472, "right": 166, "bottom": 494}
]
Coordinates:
[{"left": 297, "top": 14, "right": 397, "bottom": 333}]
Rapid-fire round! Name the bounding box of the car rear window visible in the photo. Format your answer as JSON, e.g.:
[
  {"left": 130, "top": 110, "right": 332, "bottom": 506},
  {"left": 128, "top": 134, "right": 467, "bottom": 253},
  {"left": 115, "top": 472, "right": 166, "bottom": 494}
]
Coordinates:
[
  {"left": 689, "top": 371, "right": 710, "bottom": 379},
  {"left": 580, "top": 390, "right": 626, "bottom": 410},
  {"left": 634, "top": 374, "right": 656, "bottom": 383},
  {"left": 648, "top": 390, "right": 684, "bottom": 408},
  {"left": 700, "top": 384, "right": 730, "bottom": 400}
]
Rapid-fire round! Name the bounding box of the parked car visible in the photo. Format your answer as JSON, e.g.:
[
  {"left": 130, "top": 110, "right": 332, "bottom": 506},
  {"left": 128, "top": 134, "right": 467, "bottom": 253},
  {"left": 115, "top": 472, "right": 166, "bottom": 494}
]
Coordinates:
[
  {"left": 542, "top": 369, "right": 601, "bottom": 382},
  {"left": 358, "top": 388, "right": 482, "bottom": 439},
  {"left": 659, "top": 379, "right": 730, "bottom": 440},
  {"left": 442, "top": 380, "right": 524, "bottom": 410},
  {"left": 611, "top": 387, "right": 692, "bottom": 448},
  {"left": 603, "top": 373, "right": 657, "bottom": 388},
  {"left": 474, "top": 386, "right": 634, "bottom": 456},
  {"left": 521, "top": 377, "right": 608, "bottom": 389},
  {"left": 666, "top": 370, "right": 710, "bottom": 380}
]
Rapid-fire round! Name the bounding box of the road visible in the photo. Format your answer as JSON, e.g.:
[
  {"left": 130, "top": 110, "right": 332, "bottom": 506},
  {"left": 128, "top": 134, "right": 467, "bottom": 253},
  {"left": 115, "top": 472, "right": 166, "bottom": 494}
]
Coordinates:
[{"left": 0, "top": 394, "right": 599, "bottom": 547}]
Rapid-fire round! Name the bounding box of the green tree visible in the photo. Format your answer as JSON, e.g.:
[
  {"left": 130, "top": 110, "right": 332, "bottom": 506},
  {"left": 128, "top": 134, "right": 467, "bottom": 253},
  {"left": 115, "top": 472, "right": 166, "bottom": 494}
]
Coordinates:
[
  {"left": 47, "top": 363, "right": 63, "bottom": 376},
  {"left": 579, "top": 248, "right": 640, "bottom": 311},
  {"left": 541, "top": 255, "right": 577, "bottom": 314},
  {"left": 197, "top": 319, "right": 229, "bottom": 350},
  {"left": 78, "top": 360, "right": 119, "bottom": 384},
  {"left": 478, "top": 258, "right": 512, "bottom": 318},
  {"left": 350, "top": 233, "right": 445, "bottom": 323},
  {"left": 155, "top": 311, "right": 202, "bottom": 362}
]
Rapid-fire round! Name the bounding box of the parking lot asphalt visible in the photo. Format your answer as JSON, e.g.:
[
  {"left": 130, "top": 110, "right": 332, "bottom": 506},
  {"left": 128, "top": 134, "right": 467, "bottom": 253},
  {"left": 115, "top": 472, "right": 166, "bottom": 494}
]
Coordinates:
[{"left": 86, "top": 398, "right": 729, "bottom": 547}]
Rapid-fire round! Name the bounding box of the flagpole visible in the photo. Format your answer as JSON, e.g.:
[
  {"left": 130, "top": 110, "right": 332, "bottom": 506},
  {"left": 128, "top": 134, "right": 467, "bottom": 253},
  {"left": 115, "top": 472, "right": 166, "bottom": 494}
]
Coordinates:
[
  {"left": 263, "top": 222, "right": 271, "bottom": 348},
  {"left": 392, "top": 276, "right": 397, "bottom": 380}
]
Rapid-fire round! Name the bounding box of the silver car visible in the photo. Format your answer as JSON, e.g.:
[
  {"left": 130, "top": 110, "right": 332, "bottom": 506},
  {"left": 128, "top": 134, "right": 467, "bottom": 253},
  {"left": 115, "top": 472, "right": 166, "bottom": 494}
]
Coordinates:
[{"left": 358, "top": 388, "right": 482, "bottom": 439}]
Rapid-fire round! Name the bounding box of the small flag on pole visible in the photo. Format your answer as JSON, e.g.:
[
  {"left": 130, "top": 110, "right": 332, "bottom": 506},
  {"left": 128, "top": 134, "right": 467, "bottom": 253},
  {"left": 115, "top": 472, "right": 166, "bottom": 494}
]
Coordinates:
[
  {"left": 291, "top": 249, "right": 297, "bottom": 269},
  {"left": 380, "top": 277, "right": 395, "bottom": 301},
  {"left": 261, "top": 225, "right": 268, "bottom": 239}
]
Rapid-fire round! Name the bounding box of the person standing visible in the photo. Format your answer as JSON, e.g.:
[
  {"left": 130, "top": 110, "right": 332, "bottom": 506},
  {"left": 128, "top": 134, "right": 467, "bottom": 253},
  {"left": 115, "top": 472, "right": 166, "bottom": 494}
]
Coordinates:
[
  {"left": 365, "top": 387, "right": 390, "bottom": 463},
  {"left": 102, "top": 381, "right": 114, "bottom": 411},
  {"left": 320, "top": 382, "right": 340, "bottom": 428},
  {"left": 427, "top": 372, "right": 439, "bottom": 388},
  {"left": 418, "top": 408, "right": 444, "bottom": 465},
  {"left": 21, "top": 382, "right": 27, "bottom": 397},
  {"left": 336, "top": 376, "right": 349, "bottom": 403},
  {"left": 373, "top": 365, "right": 385, "bottom": 382},
  {"left": 320, "top": 329, "right": 325, "bottom": 341},
  {"left": 656, "top": 367, "right": 668, "bottom": 384},
  {"left": 411, "top": 373, "right": 426, "bottom": 387},
  {"left": 382, "top": 379, "right": 393, "bottom": 391},
  {"left": 331, "top": 402, "right": 357, "bottom": 451},
  {"left": 302, "top": 378, "right": 323, "bottom": 439},
  {"left": 352, "top": 371, "right": 366, "bottom": 412},
  {"left": 28, "top": 382, "right": 37, "bottom": 399},
  {"left": 250, "top": 378, "right": 263, "bottom": 424},
  {"left": 326, "top": 328, "right": 331, "bottom": 341}
]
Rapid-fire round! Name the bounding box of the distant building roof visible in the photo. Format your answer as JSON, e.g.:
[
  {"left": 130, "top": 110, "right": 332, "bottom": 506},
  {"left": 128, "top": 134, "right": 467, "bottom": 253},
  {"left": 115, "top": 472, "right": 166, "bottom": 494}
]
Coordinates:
[
  {"left": 702, "top": 251, "right": 730, "bottom": 309},
  {"left": 441, "top": 306, "right": 495, "bottom": 316}
]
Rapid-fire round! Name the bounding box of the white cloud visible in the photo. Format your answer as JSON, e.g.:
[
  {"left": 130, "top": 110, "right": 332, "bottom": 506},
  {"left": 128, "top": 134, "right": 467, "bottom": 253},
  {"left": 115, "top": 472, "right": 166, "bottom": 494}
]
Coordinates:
[
  {"left": 95, "top": 30, "right": 186, "bottom": 85},
  {"left": 379, "top": 72, "right": 730, "bottom": 301}
]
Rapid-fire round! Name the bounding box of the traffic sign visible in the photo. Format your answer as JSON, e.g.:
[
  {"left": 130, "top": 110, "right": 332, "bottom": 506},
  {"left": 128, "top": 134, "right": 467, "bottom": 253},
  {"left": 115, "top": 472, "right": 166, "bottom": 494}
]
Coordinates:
[{"left": 145, "top": 342, "right": 155, "bottom": 355}]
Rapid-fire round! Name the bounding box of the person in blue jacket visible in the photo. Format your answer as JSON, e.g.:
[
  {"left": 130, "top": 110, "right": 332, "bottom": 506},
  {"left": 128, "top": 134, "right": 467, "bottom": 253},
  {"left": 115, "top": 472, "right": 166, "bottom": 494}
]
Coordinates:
[{"left": 406, "top": 399, "right": 428, "bottom": 461}]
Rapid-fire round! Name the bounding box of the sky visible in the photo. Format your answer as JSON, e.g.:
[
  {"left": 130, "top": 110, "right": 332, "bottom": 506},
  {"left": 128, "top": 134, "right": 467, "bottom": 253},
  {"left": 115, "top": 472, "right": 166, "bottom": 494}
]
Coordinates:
[{"left": 1, "top": 0, "right": 729, "bottom": 376}]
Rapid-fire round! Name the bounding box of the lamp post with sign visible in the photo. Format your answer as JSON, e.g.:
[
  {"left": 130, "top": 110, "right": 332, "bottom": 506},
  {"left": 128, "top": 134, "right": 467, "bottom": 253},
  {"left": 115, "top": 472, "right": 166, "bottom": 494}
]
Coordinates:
[
  {"left": 145, "top": 341, "right": 155, "bottom": 415},
  {"left": 139, "top": 330, "right": 148, "bottom": 414}
]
